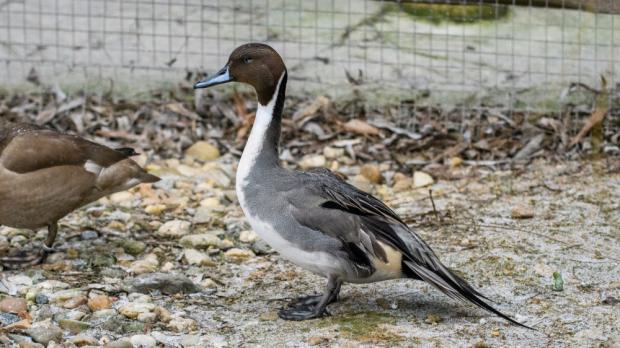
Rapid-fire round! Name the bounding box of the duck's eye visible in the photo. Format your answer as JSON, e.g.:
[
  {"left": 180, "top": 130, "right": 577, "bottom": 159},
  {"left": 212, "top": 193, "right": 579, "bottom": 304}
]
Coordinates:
[{"left": 243, "top": 56, "right": 253, "bottom": 64}]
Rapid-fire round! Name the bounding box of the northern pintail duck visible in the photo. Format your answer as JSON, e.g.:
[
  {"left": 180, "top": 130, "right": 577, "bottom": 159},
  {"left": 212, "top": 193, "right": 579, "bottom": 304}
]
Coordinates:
[
  {"left": 0, "top": 121, "right": 160, "bottom": 267},
  {"left": 194, "top": 43, "right": 529, "bottom": 327}
]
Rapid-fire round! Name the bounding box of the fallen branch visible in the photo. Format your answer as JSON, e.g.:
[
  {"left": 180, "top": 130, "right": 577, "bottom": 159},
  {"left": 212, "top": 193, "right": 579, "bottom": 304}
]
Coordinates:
[
  {"left": 390, "top": 0, "right": 620, "bottom": 14},
  {"left": 569, "top": 76, "right": 610, "bottom": 148}
]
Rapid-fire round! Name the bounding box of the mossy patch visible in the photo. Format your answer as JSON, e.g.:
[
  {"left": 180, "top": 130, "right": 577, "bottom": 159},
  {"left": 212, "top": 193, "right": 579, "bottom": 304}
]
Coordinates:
[
  {"left": 394, "top": 4, "right": 510, "bottom": 24},
  {"left": 318, "top": 311, "right": 403, "bottom": 344}
]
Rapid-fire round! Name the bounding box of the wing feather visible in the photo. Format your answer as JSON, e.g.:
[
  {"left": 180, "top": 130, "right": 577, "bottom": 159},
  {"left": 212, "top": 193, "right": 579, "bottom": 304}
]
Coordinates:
[
  {"left": 1, "top": 123, "right": 129, "bottom": 174},
  {"left": 291, "top": 168, "right": 530, "bottom": 328}
]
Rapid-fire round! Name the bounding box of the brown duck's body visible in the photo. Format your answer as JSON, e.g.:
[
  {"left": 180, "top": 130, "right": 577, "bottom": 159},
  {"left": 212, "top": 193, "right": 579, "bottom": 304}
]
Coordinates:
[{"left": 0, "top": 122, "right": 159, "bottom": 265}]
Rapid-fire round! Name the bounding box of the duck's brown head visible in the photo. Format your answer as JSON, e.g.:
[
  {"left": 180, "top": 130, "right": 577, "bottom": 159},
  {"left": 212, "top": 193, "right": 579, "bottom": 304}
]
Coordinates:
[{"left": 194, "top": 43, "right": 286, "bottom": 105}]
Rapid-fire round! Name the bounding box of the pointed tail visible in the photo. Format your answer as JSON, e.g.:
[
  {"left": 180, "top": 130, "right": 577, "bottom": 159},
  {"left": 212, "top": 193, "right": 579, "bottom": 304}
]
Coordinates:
[{"left": 404, "top": 260, "right": 533, "bottom": 329}]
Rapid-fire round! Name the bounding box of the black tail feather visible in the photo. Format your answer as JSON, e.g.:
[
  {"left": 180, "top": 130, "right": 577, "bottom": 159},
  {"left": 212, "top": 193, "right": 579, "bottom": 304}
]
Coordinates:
[
  {"left": 115, "top": 147, "right": 139, "bottom": 157},
  {"left": 404, "top": 261, "right": 533, "bottom": 330}
]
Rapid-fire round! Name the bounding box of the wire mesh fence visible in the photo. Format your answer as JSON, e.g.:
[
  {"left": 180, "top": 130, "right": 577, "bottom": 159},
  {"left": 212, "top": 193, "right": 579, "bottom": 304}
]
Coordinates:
[{"left": 0, "top": 0, "right": 618, "bottom": 123}]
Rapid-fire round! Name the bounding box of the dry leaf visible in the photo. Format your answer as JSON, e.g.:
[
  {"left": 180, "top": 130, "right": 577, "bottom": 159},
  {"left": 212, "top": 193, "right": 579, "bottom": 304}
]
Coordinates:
[
  {"left": 165, "top": 102, "right": 198, "bottom": 119},
  {"left": 570, "top": 76, "right": 609, "bottom": 147},
  {"left": 0, "top": 318, "right": 31, "bottom": 333},
  {"left": 342, "top": 119, "right": 380, "bottom": 136}
]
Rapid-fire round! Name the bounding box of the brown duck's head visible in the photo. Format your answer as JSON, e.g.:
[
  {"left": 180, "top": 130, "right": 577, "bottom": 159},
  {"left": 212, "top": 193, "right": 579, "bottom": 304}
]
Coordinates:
[{"left": 194, "top": 43, "right": 286, "bottom": 105}]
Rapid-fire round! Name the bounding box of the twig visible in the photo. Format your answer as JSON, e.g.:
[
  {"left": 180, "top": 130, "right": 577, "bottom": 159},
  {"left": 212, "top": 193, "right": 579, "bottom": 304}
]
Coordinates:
[
  {"left": 569, "top": 76, "right": 609, "bottom": 148},
  {"left": 429, "top": 189, "right": 439, "bottom": 222}
]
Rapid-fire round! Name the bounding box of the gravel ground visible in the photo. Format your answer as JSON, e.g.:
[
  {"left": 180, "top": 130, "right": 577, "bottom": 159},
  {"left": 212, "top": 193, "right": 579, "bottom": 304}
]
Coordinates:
[{"left": 1, "top": 153, "right": 619, "bottom": 348}]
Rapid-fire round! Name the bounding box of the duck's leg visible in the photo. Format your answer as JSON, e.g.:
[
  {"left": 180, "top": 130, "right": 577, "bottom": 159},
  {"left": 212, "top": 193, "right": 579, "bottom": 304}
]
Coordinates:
[
  {"left": 0, "top": 222, "right": 59, "bottom": 269},
  {"left": 287, "top": 281, "right": 341, "bottom": 308},
  {"left": 42, "top": 222, "right": 59, "bottom": 254},
  {"left": 278, "top": 276, "right": 342, "bottom": 321}
]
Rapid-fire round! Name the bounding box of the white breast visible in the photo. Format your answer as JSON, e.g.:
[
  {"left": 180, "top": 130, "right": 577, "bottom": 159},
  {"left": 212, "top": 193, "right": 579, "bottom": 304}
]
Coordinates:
[{"left": 234, "top": 73, "right": 343, "bottom": 278}]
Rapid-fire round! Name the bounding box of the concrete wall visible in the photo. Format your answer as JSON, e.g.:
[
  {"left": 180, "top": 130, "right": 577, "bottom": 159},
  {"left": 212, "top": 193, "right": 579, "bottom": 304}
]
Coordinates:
[{"left": 0, "top": 0, "right": 618, "bottom": 111}]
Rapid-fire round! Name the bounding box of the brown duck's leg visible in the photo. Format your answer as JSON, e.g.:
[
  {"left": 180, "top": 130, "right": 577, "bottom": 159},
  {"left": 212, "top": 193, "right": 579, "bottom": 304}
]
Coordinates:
[
  {"left": 0, "top": 222, "right": 59, "bottom": 269},
  {"left": 278, "top": 276, "right": 342, "bottom": 321},
  {"left": 43, "top": 222, "right": 59, "bottom": 252}
]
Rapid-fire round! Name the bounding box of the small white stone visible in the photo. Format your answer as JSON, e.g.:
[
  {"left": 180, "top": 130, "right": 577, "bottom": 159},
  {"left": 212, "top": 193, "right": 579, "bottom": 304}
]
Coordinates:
[
  {"left": 239, "top": 230, "right": 258, "bottom": 243},
  {"left": 183, "top": 249, "right": 212, "bottom": 266},
  {"left": 156, "top": 220, "right": 191, "bottom": 238},
  {"left": 130, "top": 334, "right": 157, "bottom": 348},
  {"left": 119, "top": 302, "right": 156, "bottom": 319},
  {"left": 128, "top": 253, "right": 159, "bottom": 274},
  {"left": 299, "top": 154, "right": 326, "bottom": 169},
  {"left": 413, "top": 171, "right": 434, "bottom": 188},
  {"left": 167, "top": 317, "right": 197, "bottom": 333}
]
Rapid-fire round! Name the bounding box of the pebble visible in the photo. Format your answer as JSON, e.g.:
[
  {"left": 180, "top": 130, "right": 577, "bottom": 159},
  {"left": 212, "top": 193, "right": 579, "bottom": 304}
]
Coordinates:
[
  {"left": 154, "top": 306, "right": 172, "bottom": 323},
  {"left": 413, "top": 171, "right": 434, "bottom": 188},
  {"left": 144, "top": 204, "right": 167, "bottom": 216},
  {"left": 137, "top": 312, "right": 158, "bottom": 323},
  {"left": 450, "top": 156, "right": 463, "bottom": 168},
  {"left": 129, "top": 253, "right": 159, "bottom": 274},
  {"left": 33, "top": 280, "right": 69, "bottom": 291},
  {"left": 80, "top": 230, "right": 99, "bottom": 240},
  {"left": 48, "top": 289, "right": 86, "bottom": 304},
  {"left": 55, "top": 309, "right": 86, "bottom": 321},
  {"left": 88, "top": 295, "right": 112, "bottom": 312},
  {"left": 2, "top": 275, "right": 33, "bottom": 295},
  {"left": 0, "top": 296, "right": 27, "bottom": 313},
  {"left": 119, "top": 302, "right": 156, "bottom": 319},
  {"left": 62, "top": 295, "right": 87, "bottom": 309},
  {"left": 68, "top": 335, "right": 99, "bottom": 347},
  {"left": 105, "top": 339, "right": 134, "bottom": 348},
  {"left": 179, "top": 234, "right": 224, "bottom": 249},
  {"left": 201, "top": 279, "right": 217, "bottom": 289},
  {"left": 180, "top": 334, "right": 201, "bottom": 347},
  {"left": 109, "top": 192, "right": 136, "bottom": 207},
  {"left": 511, "top": 205, "right": 535, "bottom": 219},
  {"left": 224, "top": 248, "right": 255, "bottom": 263},
  {"left": 167, "top": 317, "right": 198, "bottom": 333},
  {"left": 351, "top": 174, "right": 373, "bottom": 192},
  {"left": 130, "top": 334, "right": 157, "bottom": 347},
  {"left": 307, "top": 336, "right": 329, "bottom": 346},
  {"left": 160, "top": 261, "right": 175, "bottom": 272},
  {"left": 360, "top": 164, "right": 382, "bottom": 184},
  {"left": 185, "top": 141, "right": 220, "bottom": 161},
  {"left": 323, "top": 146, "right": 345, "bottom": 159},
  {"left": 183, "top": 248, "right": 214, "bottom": 266},
  {"left": 25, "top": 321, "right": 63, "bottom": 345},
  {"left": 156, "top": 220, "right": 192, "bottom": 238},
  {"left": 392, "top": 172, "right": 411, "bottom": 191},
  {"left": 192, "top": 207, "right": 214, "bottom": 224},
  {"left": 239, "top": 230, "right": 258, "bottom": 243},
  {"left": 0, "top": 312, "right": 20, "bottom": 326},
  {"left": 92, "top": 308, "right": 117, "bottom": 321},
  {"left": 201, "top": 163, "right": 233, "bottom": 188},
  {"left": 122, "top": 239, "right": 147, "bottom": 256},
  {"left": 219, "top": 239, "right": 234, "bottom": 250},
  {"left": 128, "top": 292, "right": 151, "bottom": 303},
  {"left": 123, "top": 273, "right": 202, "bottom": 295},
  {"left": 91, "top": 254, "right": 116, "bottom": 268},
  {"left": 299, "top": 154, "right": 326, "bottom": 169},
  {"left": 58, "top": 319, "right": 91, "bottom": 334},
  {"left": 7, "top": 335, "right": 44, "bottom": 348}
]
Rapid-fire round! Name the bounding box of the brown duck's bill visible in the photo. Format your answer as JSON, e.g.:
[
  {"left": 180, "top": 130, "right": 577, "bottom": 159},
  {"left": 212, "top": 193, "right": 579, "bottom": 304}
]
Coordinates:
[{"left": 194, "top": 65, "right": 233, "bottom": 89}]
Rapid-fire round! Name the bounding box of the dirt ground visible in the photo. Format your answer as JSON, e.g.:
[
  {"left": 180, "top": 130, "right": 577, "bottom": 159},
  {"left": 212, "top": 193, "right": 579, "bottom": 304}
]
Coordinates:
[{"left": 1, "top": 154, "right": 618, "bottom": 348}]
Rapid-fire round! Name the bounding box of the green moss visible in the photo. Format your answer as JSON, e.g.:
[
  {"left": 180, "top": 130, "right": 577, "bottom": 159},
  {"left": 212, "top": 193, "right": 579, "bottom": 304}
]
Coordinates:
[
  {"left": 392, "top": 4, "right": 510, "bottom": 24},
  {"left": 318, "top": 312, "right": 403, "bottom": 344}
]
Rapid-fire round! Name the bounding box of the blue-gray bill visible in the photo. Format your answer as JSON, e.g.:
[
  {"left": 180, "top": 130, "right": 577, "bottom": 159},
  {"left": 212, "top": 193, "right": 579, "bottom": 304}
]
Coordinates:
[{"left": 194, "top": 65, "right": 233, "bottom": 89}]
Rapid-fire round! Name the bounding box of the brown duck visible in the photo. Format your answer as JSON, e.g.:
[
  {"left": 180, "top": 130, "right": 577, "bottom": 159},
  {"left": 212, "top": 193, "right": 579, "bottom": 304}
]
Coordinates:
[{"left": 0, "top": 121, "right": 160, "bottom": 267}]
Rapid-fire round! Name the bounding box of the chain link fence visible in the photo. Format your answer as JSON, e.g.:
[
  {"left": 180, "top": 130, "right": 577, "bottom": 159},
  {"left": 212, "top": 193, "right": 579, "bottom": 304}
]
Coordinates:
[{"left": 1, "top": 0, "right": 618, "bottom": 122}]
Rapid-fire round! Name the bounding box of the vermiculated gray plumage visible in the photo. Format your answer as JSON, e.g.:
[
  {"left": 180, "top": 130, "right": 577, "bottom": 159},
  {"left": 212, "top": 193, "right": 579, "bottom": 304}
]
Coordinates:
[{"left": 195, "top": 42, "right": 530, "bottom": 327}]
